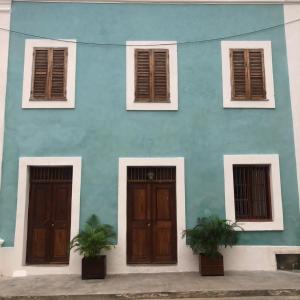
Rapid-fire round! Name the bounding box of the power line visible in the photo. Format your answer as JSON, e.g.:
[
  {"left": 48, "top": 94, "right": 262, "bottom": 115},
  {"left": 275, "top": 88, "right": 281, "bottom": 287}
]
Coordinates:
[{"left": 0, "top": 16, "right": 299, "bottom": 47}]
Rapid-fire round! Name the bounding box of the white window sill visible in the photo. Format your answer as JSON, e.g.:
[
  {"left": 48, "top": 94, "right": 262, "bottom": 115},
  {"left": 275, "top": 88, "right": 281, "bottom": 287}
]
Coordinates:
[
  {"left": 235, "top": 221, "right": 283, "bottom": 231},
  {"left": 126, "top": 101, "right": 178, "bottom": 111},
  {"left": 22, "top": 100, "right": 74, "bottom": 109},
  {"left": 224, "top": 98, "right": 275, "bottom": 109}
]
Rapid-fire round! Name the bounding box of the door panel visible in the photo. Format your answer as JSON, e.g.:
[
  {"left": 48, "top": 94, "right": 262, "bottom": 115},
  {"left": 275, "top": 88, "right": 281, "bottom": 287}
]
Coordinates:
[
  {"left": 131, "top": 228, "right": 149, "bottom": 259},
  {"left": 26, "top": 167, "right": 72, "bottom": 265},
  {"left": 31, "top": 228, "right": 47, "bottom": 259},
  {"left": 127, "top": 179, "right": 177, "bottom": 265},
  {"left": 26, "top": 183, "right": 51, "bottom": 264},
  {"left": 132, "top": 188, "right": 147, "bottom": 221},
  {"left": 127, "top": 183, "right": 151, "bottom": 263},
  {"left": 155, "top": 188, "right": 172, "bottom": 220},
  {"left": 152, "top": 183, "right": 177, "bottom": 263},
  {"left": 32, "top": 185, "right": 52, "bottom": 224},
  {"left": 50, "top": 183, "right": 72, "bottom": 263}
]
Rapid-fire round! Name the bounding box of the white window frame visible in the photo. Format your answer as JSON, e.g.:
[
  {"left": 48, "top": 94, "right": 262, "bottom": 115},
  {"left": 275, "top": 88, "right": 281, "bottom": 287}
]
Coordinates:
[
  {"left": 22, "top": 39, "right": 77, "bottom": 109},
  {"left": 221, "top": 41, "right": 275, "bottom": 109},
  {"left": 224, "top": 154, "right": 283, "bottom": 231},
  {"left": 126, "top": 41, "right": 178, "bottom": 111},
  {"left": 13, "top": 157, "right": 82, "bottom": 276},
  {"left": 0, "top": 4, "right": 11, "bottom": 186}
]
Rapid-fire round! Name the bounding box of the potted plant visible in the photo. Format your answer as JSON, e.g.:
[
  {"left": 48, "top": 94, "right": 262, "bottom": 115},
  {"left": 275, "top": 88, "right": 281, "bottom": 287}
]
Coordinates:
[
  {"left": 70, "top": 214, "right": 116, "bottom": 279},
  {"left": 183, "top": 215, "right": 241, "bottom": 276}
]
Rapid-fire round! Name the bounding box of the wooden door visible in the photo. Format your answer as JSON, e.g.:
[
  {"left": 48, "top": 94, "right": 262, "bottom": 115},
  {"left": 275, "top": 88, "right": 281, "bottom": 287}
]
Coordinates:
[
  {"left": 152, "top": 183, "right": 177, "bottom": 263},
  {"left": 127, "top": 183, "right": 151, "bottom": 263},
  {"left": 26, "top": 167, "right": 72, "bottom": 265},
  {"left": 127, "top": 167, "right": 177, "bottom": 264}
]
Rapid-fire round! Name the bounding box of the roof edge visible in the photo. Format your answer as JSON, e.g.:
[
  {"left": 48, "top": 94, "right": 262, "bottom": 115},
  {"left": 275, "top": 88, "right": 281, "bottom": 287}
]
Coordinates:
[
  {"left": 11, "top": 0, "right": 300, "bottom": 4},
  {"left": 0, "top": 1, "right": 11, "bottom": 11}
]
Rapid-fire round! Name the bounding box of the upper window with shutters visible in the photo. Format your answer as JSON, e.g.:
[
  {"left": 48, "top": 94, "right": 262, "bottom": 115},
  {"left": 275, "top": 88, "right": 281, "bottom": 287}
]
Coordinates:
[
  {"left": 126, "top": 41, "right": 178, "bottom": 110},
  {"left": 22, "top": 39, "right": 76, "bottom": 109},
  {"left": 221, "top": 41, "right": 275, "bottom": 108},
  {"left": 31, "top": 48, "right": 67, "bottom": 101}
]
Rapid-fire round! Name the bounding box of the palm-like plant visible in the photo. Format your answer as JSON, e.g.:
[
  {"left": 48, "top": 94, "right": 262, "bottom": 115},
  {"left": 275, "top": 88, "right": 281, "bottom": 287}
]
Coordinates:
[
  {"left": 70, "top": 214, "right": 116, "bottom": 258},
  {"left": 183, "top": 215, "right": 241, "bottom": 257}
]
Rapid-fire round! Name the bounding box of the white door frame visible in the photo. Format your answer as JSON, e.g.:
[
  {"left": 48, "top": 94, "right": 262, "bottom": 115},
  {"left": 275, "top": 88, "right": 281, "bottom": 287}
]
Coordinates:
[
  {"left": 108, "top": 157, "right": 196, "bottom": 274},
  {"left": 12, "top": 157, "right": 82, "bottom": 276}
]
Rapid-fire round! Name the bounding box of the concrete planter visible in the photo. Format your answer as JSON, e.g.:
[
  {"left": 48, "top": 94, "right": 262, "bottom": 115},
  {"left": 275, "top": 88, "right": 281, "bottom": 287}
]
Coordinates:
[
  {"left": 82, "top": 255, "right": 106, "bottom": 279},
  {"left": 199, "top": 254, "right": 224, "bottom": 276}
]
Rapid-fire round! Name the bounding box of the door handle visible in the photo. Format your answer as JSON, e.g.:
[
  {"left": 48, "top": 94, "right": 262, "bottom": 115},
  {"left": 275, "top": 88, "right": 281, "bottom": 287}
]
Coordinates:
[
  {"left": 51, "top": 223, "right": 54, "bottom": 227},
  {"left": 147, "top": 223, "right": 151, "bottom": 227}
]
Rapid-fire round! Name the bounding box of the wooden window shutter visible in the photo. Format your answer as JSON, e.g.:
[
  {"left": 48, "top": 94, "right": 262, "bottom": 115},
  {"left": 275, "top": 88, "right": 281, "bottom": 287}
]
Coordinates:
[
  {"left": 135, "top": 49, "right": 151, "bottom": 101},
  {"left": 50, "top": 49, "right": 68, "bottom": 99},
  {"left": 31, "top": 48, "right": 68, "bottom": 100},
  {"left": 153, "top": 49, "right": 169, "bottom": 101},
  {"left": 248, "top": 49, "right": 266, "bottom": 100},
  {"left": 31, "top": 49, "right": 49, "bottom": 99},
  {"left": 231, "top": 49, "right": 247, "bottom": 100},
  {"left": 230, "top": 49, "right": 266, "bottom": 100},
  {"left": 135, "top": 49, "right": 170, "bottom": 102}
]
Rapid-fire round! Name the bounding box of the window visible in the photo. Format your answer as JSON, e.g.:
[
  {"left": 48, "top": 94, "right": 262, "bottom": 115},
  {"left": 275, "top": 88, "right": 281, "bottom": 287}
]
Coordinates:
[
  {"left": 224, "top": 154, "right": 283, "bottom": 231},
  {"left": 126, "top": 41, "right": 178, "bottom": 111},
  {"left": 230, "top": 49, "right": 266, "bottom": 101},
  {"left": 221, "top": 41, "right": 275, "bottom": 108},
  {"left": 22, "top": 39, "right": 76, "bottom": 109},
  {"left": 31, "top": 48, "right": 67, "bottom": 101},
  {"left": 135, "top": 49, "right": 169, "bottom": 102},
  {"left": 233, "top": 165, "right": 271, "bottom": 221}
]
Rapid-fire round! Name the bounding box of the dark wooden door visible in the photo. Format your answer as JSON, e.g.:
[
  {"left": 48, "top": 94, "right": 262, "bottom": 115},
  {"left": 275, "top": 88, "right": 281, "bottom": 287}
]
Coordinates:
[
  {"left": 26, "top": 167, "right": 72, "bottom": 265},
  {"left": 127, "top": 167, "right": 177, "bottom": 264},
  {"left": 151, "top": 183, "right": 177, "bottom": 263},
  {"left": 127, "top": 183, "right": 151, "bottom": 263}
]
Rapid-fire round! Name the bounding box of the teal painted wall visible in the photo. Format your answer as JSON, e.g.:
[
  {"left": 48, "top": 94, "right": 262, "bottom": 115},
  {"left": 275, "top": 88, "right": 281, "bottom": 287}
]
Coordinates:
[{"left": 0, "top": 2, "right": 299, "bottom": 247}]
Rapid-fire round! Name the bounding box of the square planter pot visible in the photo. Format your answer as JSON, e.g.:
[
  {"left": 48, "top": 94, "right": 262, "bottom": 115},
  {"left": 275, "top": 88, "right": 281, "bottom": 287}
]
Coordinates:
[
  {"left": 199, "top": 254, "right": 224, "bottom": 276},
  {"left": 82, "top": 255, "right": 106, "bottom": 279}
]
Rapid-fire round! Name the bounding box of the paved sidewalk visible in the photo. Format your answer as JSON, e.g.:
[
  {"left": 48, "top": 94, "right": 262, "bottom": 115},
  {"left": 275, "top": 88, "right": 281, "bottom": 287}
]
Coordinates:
[
  {"left": 0, "top": 271, "right": 300, "bottom": 299},
  {"left": 150, "top": 298, "right": 300, "bottom": 300},
  {"left": 149, "top": 298, "right": 300, "bottom": 300}
]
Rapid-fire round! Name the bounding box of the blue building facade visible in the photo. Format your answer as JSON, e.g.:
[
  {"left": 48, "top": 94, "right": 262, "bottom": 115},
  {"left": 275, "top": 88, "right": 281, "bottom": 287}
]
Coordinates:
[{"left": 0, "top": 0, "right": 299, "bottom": 276}]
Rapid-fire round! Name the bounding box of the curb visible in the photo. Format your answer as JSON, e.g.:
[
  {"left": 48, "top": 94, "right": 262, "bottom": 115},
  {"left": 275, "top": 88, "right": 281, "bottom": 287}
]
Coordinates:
[{"left": 1, "top": 288, "right": 300, "bottom": 299}]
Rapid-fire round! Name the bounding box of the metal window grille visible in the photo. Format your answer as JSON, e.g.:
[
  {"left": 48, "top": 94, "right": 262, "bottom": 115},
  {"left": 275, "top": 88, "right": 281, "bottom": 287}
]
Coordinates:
[
  {"left": 233, "top": 165, "right": 271, "bottom": 221},
  {"left": 127, "top": 167, "right": 176, "bottom": 182},
  {"left": 30, "top": 166, "right": 73, "bottom": 182}
]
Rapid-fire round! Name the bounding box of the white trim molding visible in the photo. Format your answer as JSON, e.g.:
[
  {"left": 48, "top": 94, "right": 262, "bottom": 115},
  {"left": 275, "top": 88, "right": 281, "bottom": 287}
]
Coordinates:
[
  {"left": 0, "top": 1, "right": 11, "bottom": 8},
  {"left": 2, "top": 244, "right": 300, "bottom": 276},
  {"left": 107, "top": 157, "right": 197, "bottom": 273},
  {"left": 284, "top": 4, "right": 300, "bottom": 211},
  {"left": 12, "top": 157, "right": 82, "bottom": 276},
  {"left": 224, "top": 154, "right": 284, "bottom": 231},
  {"left": 0, "top": 5, "right": 11, "bottom": 11},
  {"left": 222, "top": 245, "right": 300, "bottom": 271},
  {"left": 12, "top": 0, "right": 300, "bottom": 4},
  {"left": 0, "top": 4, "right": 11, "bottom": 187},
  {"left": 221, "top": 41, "right": 275, "bottom": 109},
  {"left": 22, "top": 39, "right": 77, "bottom": 109},
  {"left": 126, "top": 41, "right": 178, "bottom": 111}
]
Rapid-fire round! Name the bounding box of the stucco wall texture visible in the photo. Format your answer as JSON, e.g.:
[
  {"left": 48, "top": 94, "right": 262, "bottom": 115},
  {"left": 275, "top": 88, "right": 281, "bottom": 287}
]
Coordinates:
[{"left": 0, "top": 2, "right": 299, "bottom": 247}]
